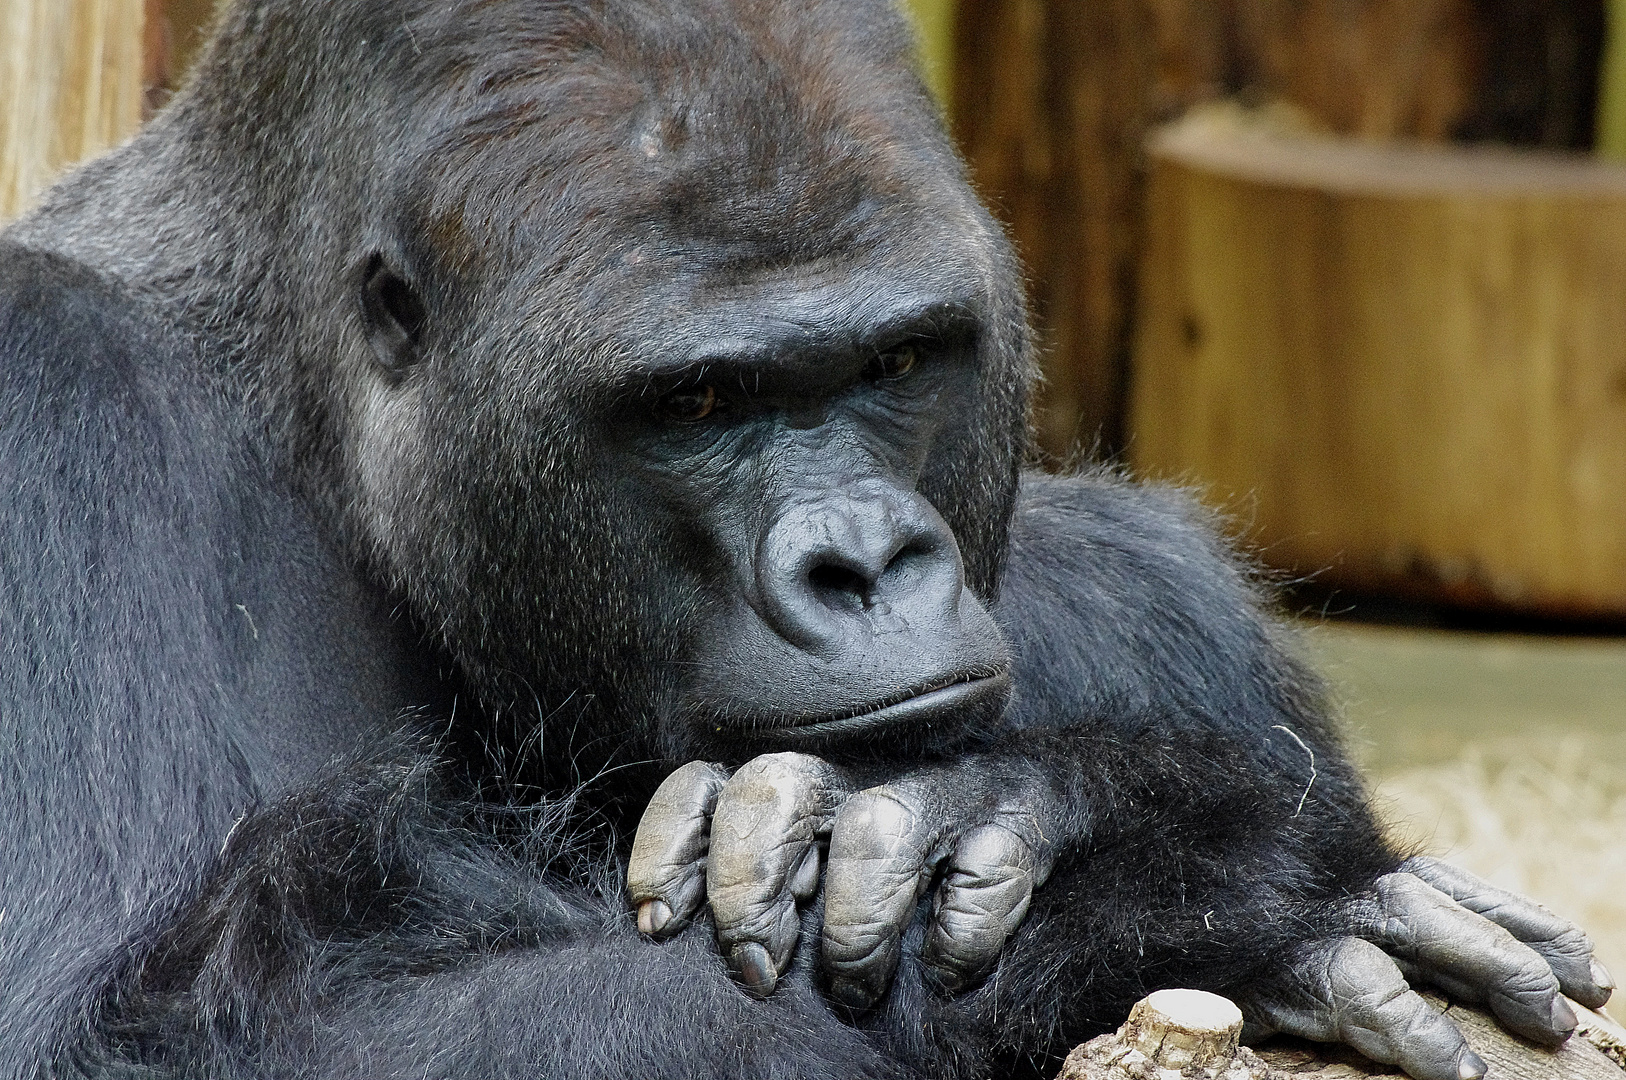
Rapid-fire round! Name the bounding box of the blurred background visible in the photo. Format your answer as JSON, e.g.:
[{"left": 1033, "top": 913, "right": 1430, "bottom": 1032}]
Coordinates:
[{"left": 3, "top": 0, "right": 1623, "bottom": 984}]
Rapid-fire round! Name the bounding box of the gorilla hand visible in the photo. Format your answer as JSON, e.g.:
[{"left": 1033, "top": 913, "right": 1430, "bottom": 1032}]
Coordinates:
[
  {"left": 1245, "top": 856, "right": 1614, "bottom": 1080},
  {"left": 819, "top": 766, "right": 1055, "bottom": 1009},
  {"left": 625, "top": 753, "right": 1054, "bottom": 1007},
  {"left": 626, "top": 754, "right": 847, "bottom": 996}
]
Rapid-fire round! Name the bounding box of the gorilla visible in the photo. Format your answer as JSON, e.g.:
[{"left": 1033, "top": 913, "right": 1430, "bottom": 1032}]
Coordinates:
[{"left": 0, "top": 1, "right": 1611, "bottom": 1078}]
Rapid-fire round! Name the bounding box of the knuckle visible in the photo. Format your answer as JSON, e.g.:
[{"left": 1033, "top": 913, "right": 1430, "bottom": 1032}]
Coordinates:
[
  {"left": 954, "top": 822, "right": 1028, "bottom": 870},
  {"left": 648, "top": 761, "right": 729, "bottom": 813},
  {"left": 1326, "top": 937, "right": 1405, "bottom": 995},
  {"left": 932, "top": 909, "right": 1007, "bottom": 955},
  {"left": 672, "top": 759, "right": 731, "bottom": 785},
  {"left": 940, "top": 863, "right": 1031, "bottom": 913},
  {"left": 719, "top": 755, "right": 843, "bottom": 841},
  {"left": 831, "top": 789, "right": 919, "bottom": 853},
  {"left": 714, "top": 893, "right": 794, "bottom": 944},
  {"left": 1502, "top": 958, "right": 1561, "bottom": 998},
  {"left": 707, "top": 835, "right": 806, "bottom": 903},
  {"left": 822, "top": 921, "right": 895, "bottom": 968},
  {"left": 735, "top": 751, "right": 822, "bottom": 785},
  {"left": 1375, "top": 871, "right": 1440, "bottom": 911},
  {"left": 823, "top": 867, "right": 918, "bottom": 926},
  {"left": 1346, "top": 978, "right": 1412, "bottom": 1018}
]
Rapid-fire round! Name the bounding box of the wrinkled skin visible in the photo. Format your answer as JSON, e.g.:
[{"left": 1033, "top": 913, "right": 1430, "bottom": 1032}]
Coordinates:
[
  {"left": 628, "top": 752, "right": 1611, "bottom": 1080},
  {"left": 1249, "top": 856, "right": 1611, "bottom": 1078},
  {"left": 0, "top": 0, "right": 1610, "bottom": 1078}
]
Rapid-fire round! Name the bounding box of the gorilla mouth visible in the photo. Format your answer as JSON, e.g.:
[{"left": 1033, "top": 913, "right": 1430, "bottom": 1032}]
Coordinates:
[{"left": 765, "top": 669, "right": 1012, "bottom": 743}]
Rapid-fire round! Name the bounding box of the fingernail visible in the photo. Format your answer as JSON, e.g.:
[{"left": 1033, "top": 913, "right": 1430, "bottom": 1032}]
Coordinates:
[
  {"left": 1458, "top": 1049, "right": 1487, "bottom": 1080},
  {"left": 1594, "top": 959, "right": 1616, "bottom": 992},
  {"left": 1551, "top": 996, "right": 1577, "bottom": 1035},
  {"left": 731, "top": 942, "right": 777, "bottom": 999},
  {"left": 636, "top": 899, "right": 671, "bottom": 936}
]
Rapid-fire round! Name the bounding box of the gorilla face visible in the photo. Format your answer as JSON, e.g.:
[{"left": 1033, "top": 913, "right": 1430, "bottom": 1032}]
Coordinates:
[
  {"left": 606, "top": 271, "right": 1013, "bottom": 761},
  {"left": 339, "top": 0, "right": 1030, "bottom": 768}
]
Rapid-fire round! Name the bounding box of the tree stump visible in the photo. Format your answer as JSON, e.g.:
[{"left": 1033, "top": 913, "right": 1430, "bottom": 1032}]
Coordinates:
[
  {"left": 1057, "top": 989, "right": 1273, "bottom": 1079},
  {"left": 1129, "top": 110, "right": 1626, "bottom": 618}
]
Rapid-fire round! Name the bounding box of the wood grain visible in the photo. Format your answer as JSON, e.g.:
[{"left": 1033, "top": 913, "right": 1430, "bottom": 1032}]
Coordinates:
[
  {"left": 1255, "top": 998, "right": 1626, "bottom": 1078},
  {"left": 1129, "top": 112, "right": 1626, "bottom": 617},
  {"left": 0, "top": 0, "right": 145, "bottom": 221},
  {"left": 950, "top": 0, "right": 1488, "bottom": 461}
]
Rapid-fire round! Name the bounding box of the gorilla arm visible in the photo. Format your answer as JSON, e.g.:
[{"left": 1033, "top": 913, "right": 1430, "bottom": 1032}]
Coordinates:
[
  {"left": 110, "top": 752, "right": 916, "bottom": 1080},
  {"left": 627, "top": 470, "right": 1613, "bottom": 1080}
]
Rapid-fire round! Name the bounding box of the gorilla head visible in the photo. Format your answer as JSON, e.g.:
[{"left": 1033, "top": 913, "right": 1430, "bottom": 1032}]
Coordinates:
[{"left": 103, "top": 0, "right": 1033, "bottom": 770}]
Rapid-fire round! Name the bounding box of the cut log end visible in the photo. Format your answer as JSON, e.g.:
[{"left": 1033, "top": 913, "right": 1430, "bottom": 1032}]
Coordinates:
[
  {"left": 1058, "top": 989, "right": 1270, "bottom": 1080},
  {"left": 1124, "top": 988, "right": 1245, "bottom": 1068}
]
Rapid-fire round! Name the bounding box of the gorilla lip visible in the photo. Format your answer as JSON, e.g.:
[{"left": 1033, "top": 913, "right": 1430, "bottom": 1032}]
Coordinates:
[{"left": 763, "top": 669, "right": 1011, "bottom": 742}]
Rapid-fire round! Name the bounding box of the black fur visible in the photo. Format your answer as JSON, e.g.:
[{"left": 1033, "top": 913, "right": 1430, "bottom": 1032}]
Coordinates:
[{"left": 1, "top": 1, "right": 1396, "bottom": 1077}]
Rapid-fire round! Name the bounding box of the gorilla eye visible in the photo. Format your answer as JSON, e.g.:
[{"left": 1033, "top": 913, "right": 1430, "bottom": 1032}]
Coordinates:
[
  {"left": 865, "top": 344, "right": 918, "bottom": 381},
  {"left": 656, "top": 384, "right": 719, "bottom": 422}
]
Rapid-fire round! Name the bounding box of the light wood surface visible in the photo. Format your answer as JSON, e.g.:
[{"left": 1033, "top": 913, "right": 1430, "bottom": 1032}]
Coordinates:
[
  {"left": 0, "top": 0, "right": 145, "bottom": 221},
  {"left": 1130, "top": 111, "right": 1626, "bottom": 617},
  {"left": 1255, "top": 997, "right": 1626, "bottom": 1078}
]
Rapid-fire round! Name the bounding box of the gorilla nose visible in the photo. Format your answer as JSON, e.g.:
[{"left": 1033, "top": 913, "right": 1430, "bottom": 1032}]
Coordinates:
[{"left": 757, "top": 484, "right": 966, "bottom": 655}]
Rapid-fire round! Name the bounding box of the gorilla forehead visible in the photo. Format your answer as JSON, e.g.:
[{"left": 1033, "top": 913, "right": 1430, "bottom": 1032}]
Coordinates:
[
  {"left": 399, "top": 0, "right": 974, "bottom": 272},
  {"left": 369, "top": 0, "right": 1006, "bottom": 404}
]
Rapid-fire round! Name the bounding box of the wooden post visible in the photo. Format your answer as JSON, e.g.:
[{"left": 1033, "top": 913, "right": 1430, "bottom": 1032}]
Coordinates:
[
  {"left": 1129, "top": 111, "right": 1626, "bottom": 618},
  {"left": 0, "top": 0, "right": 146, "bottom": 221},
  {"left": 952, "top": 0, "right": 1158, "bottom": 460},
  {"left": 1058, "top": 988, "right": 1270, "bottom": 1079}
]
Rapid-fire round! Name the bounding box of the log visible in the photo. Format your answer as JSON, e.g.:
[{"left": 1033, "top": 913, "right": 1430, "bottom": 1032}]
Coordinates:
[
  {"left": 1254, "top": 996, "right": 1626, "bottom": 1078},
  {"left": 1058, "top": 989, "right": 1626, "bottom": 1080},
  {"left": 0, "top": 0, "right": 145, "bottom": 221},
  {"left": 949, "top": 0, "right": 1496, "bottom": 461},
  {"left": 1128, "top": 110, "right": 1626, "bottom": 618}
]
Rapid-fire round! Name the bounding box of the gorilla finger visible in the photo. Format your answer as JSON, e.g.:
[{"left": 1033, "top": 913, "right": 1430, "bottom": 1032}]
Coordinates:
[
  {"left": 1360, "top": 873, "right": 1572, "bottom": 1046},
  {"left": 1254, "top": 937, "right": 1485, "bottom": 1080},
  {"left": 1400, "top": 856, "right": 1612, "bottom": 1008},
  {"left": 921, "top": 821, "right": 1047, "bottom": 994},
  {"left": 627, "top": 761, "right": 730, "bottom": 939},
  {"left": 821, "top": 786, "right": 938, "bottom": 1010},
  {"left": 1388, "top": 954, "right": 1482, "bottom": 1008},
  {"left": 706, "top": 752, "right": 847, "bottom": 997}
]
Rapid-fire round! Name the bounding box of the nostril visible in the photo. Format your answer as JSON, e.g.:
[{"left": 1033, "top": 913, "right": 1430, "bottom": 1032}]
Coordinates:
[
  {"left": 884, "top": 540, "right": 935, "bottom": 575},
  {"left": 808, "top": 562, "right": 870, "bottom": 611}
]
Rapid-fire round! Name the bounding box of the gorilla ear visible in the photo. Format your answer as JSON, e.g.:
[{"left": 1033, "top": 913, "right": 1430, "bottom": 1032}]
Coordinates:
[{"left": 355, "top": 253, "right": 428, "bottom": 376}]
